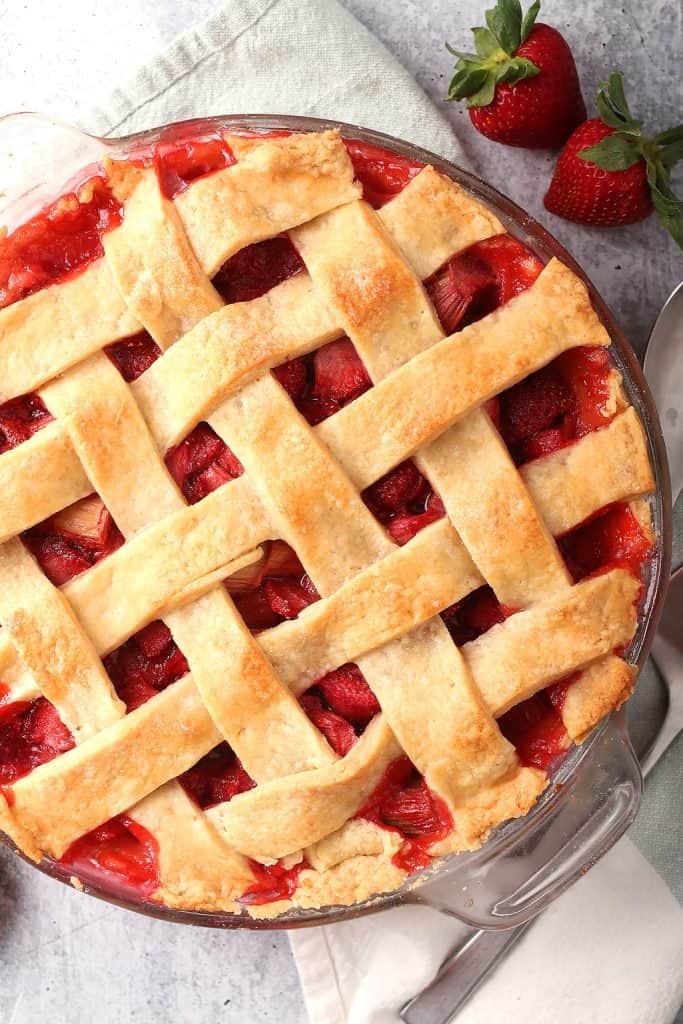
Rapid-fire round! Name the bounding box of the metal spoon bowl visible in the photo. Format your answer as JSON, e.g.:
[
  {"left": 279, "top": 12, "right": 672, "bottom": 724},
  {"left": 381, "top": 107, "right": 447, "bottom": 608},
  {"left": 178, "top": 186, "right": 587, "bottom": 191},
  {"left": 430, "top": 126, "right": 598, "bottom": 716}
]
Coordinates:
[{"left": 644, "top": 282, "right": 683, "bottom": 502}]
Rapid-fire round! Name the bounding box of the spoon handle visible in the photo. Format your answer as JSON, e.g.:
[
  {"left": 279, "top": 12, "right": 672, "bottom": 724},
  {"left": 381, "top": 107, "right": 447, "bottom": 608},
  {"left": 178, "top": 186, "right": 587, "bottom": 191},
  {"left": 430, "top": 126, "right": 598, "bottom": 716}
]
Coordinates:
[{"left": 400, "top": 922, "right": 532, "bottom": 1024}]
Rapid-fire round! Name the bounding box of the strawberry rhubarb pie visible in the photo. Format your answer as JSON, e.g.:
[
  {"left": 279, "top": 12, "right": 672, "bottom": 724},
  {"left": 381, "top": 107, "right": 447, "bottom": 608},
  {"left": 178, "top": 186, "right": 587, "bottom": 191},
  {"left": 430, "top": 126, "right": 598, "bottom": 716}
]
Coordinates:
[{"left": 0, "top": 127, "right": 656, "bottom": 916}]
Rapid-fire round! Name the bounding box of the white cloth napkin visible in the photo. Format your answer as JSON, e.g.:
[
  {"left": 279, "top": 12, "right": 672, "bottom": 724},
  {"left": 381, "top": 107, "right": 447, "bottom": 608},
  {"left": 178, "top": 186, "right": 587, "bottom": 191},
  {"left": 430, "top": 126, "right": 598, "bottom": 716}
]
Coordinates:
[
  {"left": 292, "top": 838, "right": 683, "bottom": 1024},
  {"left": 85, "top": 1, "right": 683, "bottom": 1021}
]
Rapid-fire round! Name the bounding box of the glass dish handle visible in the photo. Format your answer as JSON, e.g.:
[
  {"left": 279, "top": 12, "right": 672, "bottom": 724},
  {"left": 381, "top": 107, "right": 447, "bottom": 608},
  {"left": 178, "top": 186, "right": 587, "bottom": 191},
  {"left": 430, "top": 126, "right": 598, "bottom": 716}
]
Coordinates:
[{"left": 408, "top": 711, "right": 642, "bottom": 930}]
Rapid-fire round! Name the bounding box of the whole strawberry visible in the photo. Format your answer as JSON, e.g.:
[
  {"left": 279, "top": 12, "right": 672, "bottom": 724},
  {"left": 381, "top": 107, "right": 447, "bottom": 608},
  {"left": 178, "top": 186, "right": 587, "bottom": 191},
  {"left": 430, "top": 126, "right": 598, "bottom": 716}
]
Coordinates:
[
  {"left": 445, "top": 0, "right": 586, "bottom": 148},
  {"left": 545, "top": 73, "right": 683, "bottom": 247}
]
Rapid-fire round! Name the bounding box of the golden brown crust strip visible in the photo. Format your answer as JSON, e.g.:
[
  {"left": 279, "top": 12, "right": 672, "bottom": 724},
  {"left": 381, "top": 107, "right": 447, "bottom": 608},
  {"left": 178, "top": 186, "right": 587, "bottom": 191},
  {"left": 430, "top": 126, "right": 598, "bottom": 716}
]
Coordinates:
[
  {"left": 465, "top": 569, "right": 640, "bottom": 716},
  {"left": 0, "top": 538, "right": 124, "bottom": 741},
  {"left": 317, "top": 259, "right": 611, "bottom": 491}
]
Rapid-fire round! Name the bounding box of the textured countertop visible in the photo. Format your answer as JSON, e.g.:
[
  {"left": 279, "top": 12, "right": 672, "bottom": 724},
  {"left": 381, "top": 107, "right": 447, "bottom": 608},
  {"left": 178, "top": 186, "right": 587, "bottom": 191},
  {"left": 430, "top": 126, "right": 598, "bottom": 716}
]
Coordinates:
[{"left": 0, "top": 2, "right": 680, "bottom": 1022}]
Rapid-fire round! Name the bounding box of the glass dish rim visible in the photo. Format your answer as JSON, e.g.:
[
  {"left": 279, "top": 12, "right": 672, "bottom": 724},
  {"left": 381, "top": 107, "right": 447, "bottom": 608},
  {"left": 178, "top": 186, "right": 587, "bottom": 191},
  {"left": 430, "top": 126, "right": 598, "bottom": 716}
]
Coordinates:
[{"left": 0, "top": 111, "right": 672, "bottom": 930}]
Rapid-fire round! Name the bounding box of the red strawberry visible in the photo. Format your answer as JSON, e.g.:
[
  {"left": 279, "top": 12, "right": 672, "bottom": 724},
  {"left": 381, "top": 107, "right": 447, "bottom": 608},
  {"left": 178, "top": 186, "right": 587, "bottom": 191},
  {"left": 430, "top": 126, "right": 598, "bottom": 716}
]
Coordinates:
[
  {"left": 264, "top": 579, "right": 318, "bottom": 620},
  {"left": 180, "top": 744, "right": 255, "bottom": 810},
  {"left": 315, "top": 664, "right": 381, "bottom": 725},
  {"left": 300, "top": 573, "right": 320, "bottom": 600},
  {"left": 545, "top": 118, "right": 651, "bottom": 226},
  {"left": 234, "top": 586, "right": 282, "bottom": 631},
  {"left": 297, "top": 393, "right": 340, "bottom": 426},
  {"left": 386, "top": 499, "right": 446, "bottom": 546},
  {"left": 212, "top": 236, "right": 304, "bottom": 304},
  {"left": 27, "top": 699, "right": 75, "bottom": 754},
  {"left": 472, "top": 236, "right": 544, "bottom": 305},
  {"left": 446, "top": 0, "right": 585, "bottom": 149},
  {"left": 312, "top": 338, "right": 372, "bottom": 404},
  {"left": 105, "top": 331, "right": 161, "bottom": 382},
  {"left": 165, "top": 422, "right": 243, "bottom": 503},
  {"left": 272, "top": 357, "right": 308, "bottom": 402},
  {"left": 498, "top": 364, "right": 575, "bottom": 445},
  {"left": 0, "top": 393, "right": 52, "bottom": 453},
  {"left": 300, "top": 695, "right": 357, "bottom": 756},
  {"left": 442, "top": 585, "right": 511, "bottom": 645},
  {"left": 427, "top": 251, "right": 496, "bottom": 333},
  {"left": 513, "top": 423, "right": 574, "bottom": 464},
  {"left": 21, "top": 534, "right": 93, "bottom": 586},
  {"left": 0, "top": 697, "right": 75, "bottom": 785},
  {"left": 545, "top": 73, "right": 683, "bottom": 246},
  {"left": 135, "top": 620, "right": 173, "bottom": 660},
  {"left": 363, "top": 461, "right": 428, "bottom": 519}
]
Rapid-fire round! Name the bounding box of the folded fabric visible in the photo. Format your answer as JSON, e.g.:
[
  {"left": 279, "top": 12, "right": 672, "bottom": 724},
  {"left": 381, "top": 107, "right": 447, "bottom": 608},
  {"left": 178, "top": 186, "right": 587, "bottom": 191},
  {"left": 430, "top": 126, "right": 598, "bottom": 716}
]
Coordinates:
[
  {"left": 87, "top": 0, "right": 465, "bottom": 171},
  {"left": 291, "top": 838, "right": 683, "bottom": 1024}
]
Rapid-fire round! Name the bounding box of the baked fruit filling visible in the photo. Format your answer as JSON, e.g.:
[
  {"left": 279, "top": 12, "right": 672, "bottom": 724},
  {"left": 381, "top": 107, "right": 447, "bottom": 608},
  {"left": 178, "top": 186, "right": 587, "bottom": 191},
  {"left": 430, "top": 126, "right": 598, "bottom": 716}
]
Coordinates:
[{"left": 0, "top": 132, "right": 653, "bottom": 908}]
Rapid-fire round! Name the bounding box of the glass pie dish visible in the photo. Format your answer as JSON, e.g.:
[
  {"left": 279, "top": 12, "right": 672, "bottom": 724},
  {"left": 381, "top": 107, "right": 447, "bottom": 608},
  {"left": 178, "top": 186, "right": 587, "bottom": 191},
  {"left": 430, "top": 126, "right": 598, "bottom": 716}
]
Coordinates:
[{"left": 0, "top": 112, "right": 672, "bottom": 931}]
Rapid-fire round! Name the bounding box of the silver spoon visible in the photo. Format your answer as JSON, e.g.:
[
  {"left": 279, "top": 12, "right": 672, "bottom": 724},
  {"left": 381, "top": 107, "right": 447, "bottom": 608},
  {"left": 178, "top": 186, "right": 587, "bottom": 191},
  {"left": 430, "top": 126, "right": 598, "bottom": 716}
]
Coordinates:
[
  {"left": 644, "top": 282, "right": 683, "bottom": 502},
  {"left": 401, "top": 284, "right": 683, "bottom": 1024}
]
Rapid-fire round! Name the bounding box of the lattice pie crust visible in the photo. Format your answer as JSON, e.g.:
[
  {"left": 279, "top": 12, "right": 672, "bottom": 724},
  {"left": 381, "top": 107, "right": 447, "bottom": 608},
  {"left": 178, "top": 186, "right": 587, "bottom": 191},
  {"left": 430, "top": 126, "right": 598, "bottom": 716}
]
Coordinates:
[{"left": 0, "top": 131, "right": 654, "bottom": 916}]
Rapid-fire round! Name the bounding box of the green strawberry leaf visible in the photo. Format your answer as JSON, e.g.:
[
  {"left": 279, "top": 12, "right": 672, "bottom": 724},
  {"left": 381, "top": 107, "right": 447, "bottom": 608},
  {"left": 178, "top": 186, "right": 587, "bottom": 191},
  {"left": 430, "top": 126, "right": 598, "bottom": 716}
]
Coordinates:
[
  {"left": 499, "top": 56, "right": 540, "bottom": 85},
  {"left": 445, "top": 42, "right": 477, "bottom": 59},
  {"left": 445, "top": 0, "right": 541, "bottom": 107},
  {"left": 579, "top": 134, "right": 643, "bottom": 171},
  {"left": 655, "top": 125, "right": 683, "bottom": 169},
  {"left": 595, "top": 72, "right": 642, "bottom": 133},
  {"left": 520, "top": 0, "right": 541, "bottom": 42},
  {"left": 447, "top": 63, "right": 491, "bottom": 101},
  {"left": 485, "top": 0, "right": 524, "bottom": 54},
  {"left": 646, "top": 161, "right": 683, "bottom": 249},
  {"left": 467, "top": 73, "right": 499, "bottom": 108},
  {"left": 605, "top": 72, "right": 633, "bottom": 121},
  {"left": 472, "top": 26, "right": 504, "bottom": 59}
]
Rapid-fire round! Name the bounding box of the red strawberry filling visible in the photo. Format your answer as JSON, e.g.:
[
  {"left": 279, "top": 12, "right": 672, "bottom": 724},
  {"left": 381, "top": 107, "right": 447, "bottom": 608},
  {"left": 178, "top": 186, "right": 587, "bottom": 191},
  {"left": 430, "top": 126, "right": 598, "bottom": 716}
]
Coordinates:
[
  {"left": 22, "top": 494, "right": 124, "bottom": 586},
  {"left": 0, "top": 694, "right": 74, "bottom": 786},
  {"left": 357, "top": 756, "right": 453, "bottom": 873},
  {"left": 315, "top": 664, "right": 381, "bottom": 726},
  {"left": 0, "top": 393, "right": 53, "bottom": 454},
  {"left": 180, "top": 743, "right": 255, "bottom": 809},
  {"left": 0, "top": 178, "right": 122, "bottom": 310},
  {"left": 441, "top": 586, "right": 516, "bottom": 646},
  {"left": 559, "top": 502, "right": 653, "bottom": 584},
  {"left": 60, "top": 816, "right": 160, "bottom": 900},
  {"left": 300, "top": 694, "right": 358, "bottom": 756},
  {"left": 272, "top": 337, "right": 373, "bottom": 426},
  {"left": 343, "top": 139, "right": 423, "bottom": 208},
  {"left": 499, "top": 692, "right": 569, "bottom": 772},
  {"left": 239, "top": 858, "right": 310, "bottom": 907},
  {"left": 103, "top": 620, "right": 189, "bottom": 712},
  {"left": 105, "top": 331, "right": 162, "bottom": 382},
  {"left": 426, "top": 236, "right": 544, "bottom": 334},
  {"left": 299, "top": 663, "right": 382, "bottom": 756},
  {"left": 496, "top": 346, "right": 615, "bottom": 465},
  {"left": 213, "top": 236, "right": 305, "bottom": 304},
  {"left": 152, "top": 134, "right": 236, "bottom": 200},
  {"left": 363, "top": 462, "right": 446, "bottom": 545},
  {"left": 228, "top": 540, "right": 320, "bottom": 632},
  {"left": 165, "top": 422, "right": 244, "bottom": 504}
]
